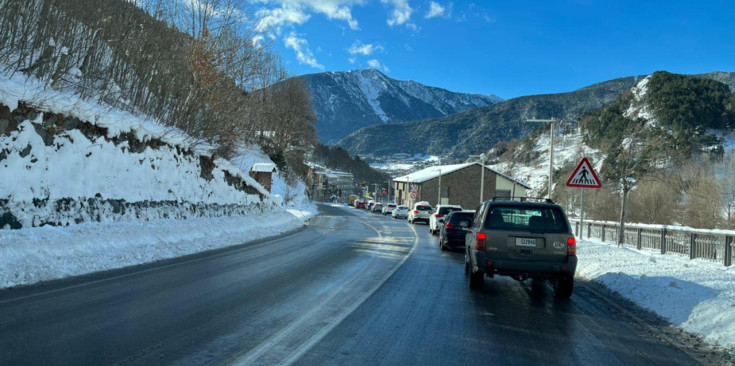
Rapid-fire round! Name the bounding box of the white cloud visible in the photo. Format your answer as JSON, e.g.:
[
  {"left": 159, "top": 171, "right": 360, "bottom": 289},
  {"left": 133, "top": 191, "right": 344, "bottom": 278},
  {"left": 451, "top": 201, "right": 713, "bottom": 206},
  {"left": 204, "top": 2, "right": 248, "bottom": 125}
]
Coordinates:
[
  {"left": 255, "top": 6, "right": 310, "bottom": 34},
  {"left": 381, "top": 0, "right": 412, "bottom": 27},
  {"left": 254, "top": 0, "right": 361, "bottom": 34},
  {"left": 367, "top": 59, "right": 389, "bottom": 73},
  {"left": 425, "top": 1, "right": 445, "bottom": 19},
  {"left": 251, "top": 35, "right": 265, "bottom": 47},
  {"left": 348, "top": 41, "right": 384, "bottom": 56},
  {"left": 284, "top": 31, "right": 324, "bottom": 69}
]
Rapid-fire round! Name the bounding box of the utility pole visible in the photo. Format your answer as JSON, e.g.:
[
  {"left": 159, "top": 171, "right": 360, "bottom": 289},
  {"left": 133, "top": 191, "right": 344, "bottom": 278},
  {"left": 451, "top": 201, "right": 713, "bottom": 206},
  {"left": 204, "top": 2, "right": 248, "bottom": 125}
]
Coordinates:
[
  {"left": 433, "top": 168, "right": 442, "bottom": 206},
  {"left": 527, "top": 117, "right": 558, "bottom": 199}
]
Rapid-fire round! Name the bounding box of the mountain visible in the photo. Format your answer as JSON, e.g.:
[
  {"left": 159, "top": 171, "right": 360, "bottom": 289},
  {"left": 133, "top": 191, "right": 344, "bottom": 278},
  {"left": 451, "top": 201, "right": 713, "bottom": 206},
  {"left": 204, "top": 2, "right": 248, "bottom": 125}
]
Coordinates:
[
  {"left": 336, "top": 76, "right": 642, "bottom": 160},
  {"left": 299, "top": 69, "right": 502, "bottom": 144},
  {"left": 337, "top": 71, "right": 735, "bottom": 161}
]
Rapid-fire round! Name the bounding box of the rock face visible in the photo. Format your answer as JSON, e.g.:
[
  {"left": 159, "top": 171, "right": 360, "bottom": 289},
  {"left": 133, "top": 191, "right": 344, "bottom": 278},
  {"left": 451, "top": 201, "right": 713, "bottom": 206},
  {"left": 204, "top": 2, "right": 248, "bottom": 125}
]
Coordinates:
[{"left": 299, "top": 68, "right": 502, "bottom": 144}]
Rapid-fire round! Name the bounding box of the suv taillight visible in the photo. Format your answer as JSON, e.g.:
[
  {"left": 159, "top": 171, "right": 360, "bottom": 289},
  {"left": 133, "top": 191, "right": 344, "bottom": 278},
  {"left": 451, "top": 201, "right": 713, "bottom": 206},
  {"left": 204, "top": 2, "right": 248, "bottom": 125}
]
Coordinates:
[
  {"left": 414, "top": 210, "right": 419, "bottom": 214},
  {"left": 434, "top": 214, "right": 443, "bottom": 218},
  {"left": 475, "top": 232, "right": 486, "bottom": 251},
  {"left": 567, "top": 237, "right": 576, "bottom": 256},
  {"left": 445, "top": 222, "right": 455, "bottom": 229}
]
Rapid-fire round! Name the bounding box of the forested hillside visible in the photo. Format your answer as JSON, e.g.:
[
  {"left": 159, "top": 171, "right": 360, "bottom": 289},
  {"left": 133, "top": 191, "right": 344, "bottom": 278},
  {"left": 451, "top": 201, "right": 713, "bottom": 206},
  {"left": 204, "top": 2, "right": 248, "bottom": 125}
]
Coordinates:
[
  {"left": 0, "top": 0, "right": 315, "bottom": 163},
  {"left": 490, "top": 71, "right": 735, "bottom": 230}
]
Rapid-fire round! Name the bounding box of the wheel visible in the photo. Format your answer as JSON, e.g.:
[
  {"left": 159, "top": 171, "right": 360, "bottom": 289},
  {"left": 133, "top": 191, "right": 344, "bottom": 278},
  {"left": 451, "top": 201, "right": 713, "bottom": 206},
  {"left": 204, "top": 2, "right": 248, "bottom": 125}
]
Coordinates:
[
  {"left": 440, "top": 241, "right": 447, "bottom": 251},
  {"left": 469, "top": 270, "right": 483, "bottom": 290},
  {"left": 553, "top": 276, "right": 574, "bottom": 299}
]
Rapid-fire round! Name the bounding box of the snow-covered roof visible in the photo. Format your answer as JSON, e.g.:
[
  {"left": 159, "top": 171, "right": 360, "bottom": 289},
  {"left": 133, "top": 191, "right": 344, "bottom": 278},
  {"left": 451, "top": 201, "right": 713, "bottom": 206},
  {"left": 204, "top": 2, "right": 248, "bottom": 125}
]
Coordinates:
[
  {"left": 251, "top": 163, "right": 277, "bottom": 173},
  {"left": 393, "top": 162, "right": 531, "bottom": 189},
  {"left": 393, "top": 163, "right": 474, "bottom": 183}
]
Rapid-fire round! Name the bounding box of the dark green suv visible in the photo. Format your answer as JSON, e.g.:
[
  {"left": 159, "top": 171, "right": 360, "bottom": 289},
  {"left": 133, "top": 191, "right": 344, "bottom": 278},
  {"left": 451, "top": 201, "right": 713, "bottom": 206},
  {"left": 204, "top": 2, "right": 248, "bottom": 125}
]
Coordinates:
[{"left": 464, "top": 199, "right": 577, "bottom": 298}]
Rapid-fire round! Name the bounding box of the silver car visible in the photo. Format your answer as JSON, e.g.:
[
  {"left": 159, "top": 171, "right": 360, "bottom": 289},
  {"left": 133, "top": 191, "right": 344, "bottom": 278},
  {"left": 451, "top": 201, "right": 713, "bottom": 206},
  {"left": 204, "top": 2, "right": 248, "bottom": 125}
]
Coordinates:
[
  {"left": 392, "top": 205, "right": 409, "bottom": 219},
  {"left": 407, "top": 203, "right": 433, "bottom": 224}
]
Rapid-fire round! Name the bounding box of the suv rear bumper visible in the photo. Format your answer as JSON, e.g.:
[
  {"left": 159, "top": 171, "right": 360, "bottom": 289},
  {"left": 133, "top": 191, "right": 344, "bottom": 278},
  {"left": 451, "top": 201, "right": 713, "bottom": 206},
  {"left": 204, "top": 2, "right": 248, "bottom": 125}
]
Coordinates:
[{"left": 474, "top": 253, "right": 577, "bottom": 278}]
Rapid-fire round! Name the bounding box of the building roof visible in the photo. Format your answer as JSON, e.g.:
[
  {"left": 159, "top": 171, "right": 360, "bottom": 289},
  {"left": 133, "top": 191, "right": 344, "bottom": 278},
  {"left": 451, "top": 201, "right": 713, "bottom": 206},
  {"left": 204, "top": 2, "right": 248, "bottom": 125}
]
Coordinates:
[
  {"left": 251, "top": 163, "right": 277, "bottom": 173},
  {"left": 393, "top": 162, "right": 531, "bottom": 189}
]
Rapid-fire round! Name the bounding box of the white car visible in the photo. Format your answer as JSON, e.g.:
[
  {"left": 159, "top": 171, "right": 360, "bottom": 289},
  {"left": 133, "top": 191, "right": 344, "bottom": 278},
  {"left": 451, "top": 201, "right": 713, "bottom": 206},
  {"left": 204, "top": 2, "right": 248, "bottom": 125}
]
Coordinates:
[
  {"left": 382, "top": 203, "right": 397, "bottom": 215},
  {"left": 392, "top": 205, "right": 409, "bottom": 219},
  {"left": 429, "top": 204, "right": 463, "bottom": 235},
  {"left": 407, "top": 203, "right": 433, "bottom": 224}
]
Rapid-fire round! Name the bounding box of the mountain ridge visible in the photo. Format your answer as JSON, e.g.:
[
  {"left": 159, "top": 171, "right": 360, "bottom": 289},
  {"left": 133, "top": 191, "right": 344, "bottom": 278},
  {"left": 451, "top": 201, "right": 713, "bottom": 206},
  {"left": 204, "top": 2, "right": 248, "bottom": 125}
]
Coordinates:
[
  {"left": 336, "top": 71, "right": 735, "bottom": 160},
  {"left": 299, "top": 68, "right": 502, "bottom": 144}
]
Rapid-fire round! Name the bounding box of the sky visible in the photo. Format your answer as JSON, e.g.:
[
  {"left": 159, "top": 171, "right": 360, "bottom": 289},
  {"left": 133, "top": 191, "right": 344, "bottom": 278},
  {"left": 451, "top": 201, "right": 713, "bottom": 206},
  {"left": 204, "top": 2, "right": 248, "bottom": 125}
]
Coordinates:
[{"left": 250, "top": 0, "right": 735, "bottom": 99}]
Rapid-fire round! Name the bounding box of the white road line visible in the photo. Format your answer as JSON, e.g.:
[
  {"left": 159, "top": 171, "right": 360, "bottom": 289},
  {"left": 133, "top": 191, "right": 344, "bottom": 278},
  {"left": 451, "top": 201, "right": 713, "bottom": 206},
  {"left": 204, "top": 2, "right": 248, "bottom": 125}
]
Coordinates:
[
  {"left": 230, "top": 218, "right": 420, "bottom": 366},
  {"left": 281, "top": 223, "right": 419, "bottom": 366}
]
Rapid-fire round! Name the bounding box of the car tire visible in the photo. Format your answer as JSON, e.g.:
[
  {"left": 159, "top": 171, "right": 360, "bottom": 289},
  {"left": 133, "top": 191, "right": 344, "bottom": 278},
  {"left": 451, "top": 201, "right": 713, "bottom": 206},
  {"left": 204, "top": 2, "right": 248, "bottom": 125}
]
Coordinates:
[
  {"left": 469, "top": 270, "right": 483, "bottom": 290},
  {"left": 440, "top": 241, "right": 447, "bottom": 251},
  {"left": 553, "top": 276, "right": 574, "bottom": 299}
]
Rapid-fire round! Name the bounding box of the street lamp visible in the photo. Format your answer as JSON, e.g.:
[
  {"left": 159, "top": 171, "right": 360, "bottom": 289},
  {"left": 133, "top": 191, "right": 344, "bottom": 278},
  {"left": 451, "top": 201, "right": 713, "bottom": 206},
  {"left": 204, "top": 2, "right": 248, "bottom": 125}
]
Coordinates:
[
  {"left": 527, "top": 117, "right": 558, "bottom": 199},
  {"left": 470, "top": 153, "right": 487, "bottom": 204},
  {"left": 433, "top": 168, "right": 442, "bottom": 206}
]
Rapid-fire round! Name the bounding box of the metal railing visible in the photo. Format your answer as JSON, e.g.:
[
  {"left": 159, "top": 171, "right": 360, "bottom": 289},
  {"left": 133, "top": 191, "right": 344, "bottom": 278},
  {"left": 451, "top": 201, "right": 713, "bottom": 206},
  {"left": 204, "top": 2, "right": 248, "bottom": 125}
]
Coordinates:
[{"left": 571, "top": 219, "right": 735, "bottom": 267}]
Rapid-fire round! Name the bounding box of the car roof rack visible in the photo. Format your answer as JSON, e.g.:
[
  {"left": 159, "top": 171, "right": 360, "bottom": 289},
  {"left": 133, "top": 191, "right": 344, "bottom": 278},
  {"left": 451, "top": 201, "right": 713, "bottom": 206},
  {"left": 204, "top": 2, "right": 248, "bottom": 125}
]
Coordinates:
[{"left": 491, "top": 196, "right": 555, "bottom": 204}]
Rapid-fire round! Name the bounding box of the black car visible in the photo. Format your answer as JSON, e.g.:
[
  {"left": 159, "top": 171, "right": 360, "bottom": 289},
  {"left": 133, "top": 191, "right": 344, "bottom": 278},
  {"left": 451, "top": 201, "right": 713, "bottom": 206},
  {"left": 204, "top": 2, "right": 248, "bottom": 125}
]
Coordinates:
[{"left": 438, "top": 211, "right": 474, "bottom": 251}]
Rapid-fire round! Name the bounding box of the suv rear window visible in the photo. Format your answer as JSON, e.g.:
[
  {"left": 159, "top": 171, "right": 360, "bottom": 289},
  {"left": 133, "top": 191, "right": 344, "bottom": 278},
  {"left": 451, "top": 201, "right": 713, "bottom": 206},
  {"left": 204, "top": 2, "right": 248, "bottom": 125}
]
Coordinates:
[
  {"left": 417, "top": 205, "right": 432, "bottom": 211},
  {"left": 438, "top": 207, "right": 461, "bottom": 215},
  {"left": 484, "top": 206, "right": 568, "bottom": 233}
]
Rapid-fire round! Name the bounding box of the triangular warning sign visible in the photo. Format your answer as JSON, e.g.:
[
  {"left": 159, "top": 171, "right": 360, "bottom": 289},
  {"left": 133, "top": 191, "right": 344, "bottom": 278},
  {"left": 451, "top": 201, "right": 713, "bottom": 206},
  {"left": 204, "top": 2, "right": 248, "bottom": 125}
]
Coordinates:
[{"left": 566, "top": 157, "right": 602, "bottom": 188}]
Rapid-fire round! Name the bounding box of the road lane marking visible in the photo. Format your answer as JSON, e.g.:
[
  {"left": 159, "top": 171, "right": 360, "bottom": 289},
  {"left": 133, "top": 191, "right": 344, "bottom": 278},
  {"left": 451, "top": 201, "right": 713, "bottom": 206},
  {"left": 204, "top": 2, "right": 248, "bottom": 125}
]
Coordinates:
[
  {"left": 231, "top": 216, "right": 420, "bottom": 366},
  {"left": 281, "top": 222, "right": 420, "bottom": 366}
]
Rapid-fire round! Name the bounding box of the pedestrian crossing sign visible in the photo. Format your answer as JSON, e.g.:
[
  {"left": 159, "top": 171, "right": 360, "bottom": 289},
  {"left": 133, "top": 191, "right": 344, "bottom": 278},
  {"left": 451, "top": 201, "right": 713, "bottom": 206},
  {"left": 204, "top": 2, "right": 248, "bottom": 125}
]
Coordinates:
[{"left": 566, "top": 157, "right": 602, "bottom": 188}]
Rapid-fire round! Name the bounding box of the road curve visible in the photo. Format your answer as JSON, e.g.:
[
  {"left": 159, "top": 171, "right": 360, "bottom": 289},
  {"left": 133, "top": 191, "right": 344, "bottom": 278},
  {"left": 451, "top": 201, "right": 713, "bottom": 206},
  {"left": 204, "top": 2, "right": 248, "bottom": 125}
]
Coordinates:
[{"left": 0, "top": 204, "right": 730, "bottom": 365}]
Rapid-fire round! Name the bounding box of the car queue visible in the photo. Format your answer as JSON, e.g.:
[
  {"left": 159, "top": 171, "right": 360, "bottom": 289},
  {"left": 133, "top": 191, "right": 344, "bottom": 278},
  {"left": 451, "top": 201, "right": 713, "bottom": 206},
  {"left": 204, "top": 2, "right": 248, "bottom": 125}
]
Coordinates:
[{"left": 346, "top": 195, "right": 577, "bottom": 299}]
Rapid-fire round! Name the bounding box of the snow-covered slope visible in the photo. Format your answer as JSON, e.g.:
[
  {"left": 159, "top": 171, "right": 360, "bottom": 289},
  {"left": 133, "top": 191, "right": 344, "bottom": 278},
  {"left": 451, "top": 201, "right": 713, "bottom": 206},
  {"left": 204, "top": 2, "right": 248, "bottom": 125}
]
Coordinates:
[
  {"left": 0, "top": 68, "right": 318, "bottom": 288},
  {"left": 490, "top": 127, "right": 604, "bottom": 197},
  {"left": 300, "top": 68, "right": 502, "bottom": 144}
]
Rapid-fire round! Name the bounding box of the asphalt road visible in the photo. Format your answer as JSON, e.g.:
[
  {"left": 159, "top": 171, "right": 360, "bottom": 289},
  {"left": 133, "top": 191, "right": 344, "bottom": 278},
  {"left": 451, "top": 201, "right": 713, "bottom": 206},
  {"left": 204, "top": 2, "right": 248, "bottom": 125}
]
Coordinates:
[{"left": 0, "top": 204, "right": 729, "bottom": 365}]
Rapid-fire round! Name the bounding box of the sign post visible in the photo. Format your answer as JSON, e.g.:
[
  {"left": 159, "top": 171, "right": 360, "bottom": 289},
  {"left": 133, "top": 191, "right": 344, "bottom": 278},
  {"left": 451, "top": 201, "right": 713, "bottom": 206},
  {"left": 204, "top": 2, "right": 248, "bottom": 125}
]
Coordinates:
[{"left": 566, "top": 157, "right": 602, "bottom": 240}]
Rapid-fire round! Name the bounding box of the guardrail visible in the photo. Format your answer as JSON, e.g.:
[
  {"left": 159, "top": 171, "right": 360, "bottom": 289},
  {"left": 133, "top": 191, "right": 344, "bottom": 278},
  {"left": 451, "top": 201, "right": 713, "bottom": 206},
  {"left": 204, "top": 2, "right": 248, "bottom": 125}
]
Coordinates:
[{"left": 569, "top": 218, "right": 734, "bottom": 267}]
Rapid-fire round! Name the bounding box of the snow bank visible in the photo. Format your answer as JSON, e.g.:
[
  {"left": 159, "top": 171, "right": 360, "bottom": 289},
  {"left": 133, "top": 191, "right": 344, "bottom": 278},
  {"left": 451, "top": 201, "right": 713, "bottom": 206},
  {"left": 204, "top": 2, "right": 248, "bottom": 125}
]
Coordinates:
[
  {"left": 0, "top": 204, "right": 318, "bottom": 289},
  {"left": 577, "top": 239, "right": 735, "bottom": 351}
]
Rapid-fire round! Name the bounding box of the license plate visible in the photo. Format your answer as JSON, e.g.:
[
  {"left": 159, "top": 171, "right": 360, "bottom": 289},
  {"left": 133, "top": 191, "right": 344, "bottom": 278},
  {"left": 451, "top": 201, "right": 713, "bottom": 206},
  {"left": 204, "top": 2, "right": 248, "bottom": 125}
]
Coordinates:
[{"left": 516, "top": 238, "right": 537, "bottom": 247}]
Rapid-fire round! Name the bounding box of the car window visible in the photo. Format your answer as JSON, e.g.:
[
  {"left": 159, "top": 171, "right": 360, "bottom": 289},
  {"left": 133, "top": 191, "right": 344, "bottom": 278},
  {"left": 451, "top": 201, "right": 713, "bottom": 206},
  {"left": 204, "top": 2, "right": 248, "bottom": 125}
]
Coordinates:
[
  {"left": 473, "top": 204, "right": 486, "bottom": 228},
  {"left": 449, "top": 212, "right": 473, "bottom": 224},
  {"left": 484, "top": 206, "right": 568, "bottom": 233},
  {"left": 417, "top": 205, "right": 432, "bottom": 211},
  {"left": 438, "top": 207, "right": 461, "bottom": 215}
]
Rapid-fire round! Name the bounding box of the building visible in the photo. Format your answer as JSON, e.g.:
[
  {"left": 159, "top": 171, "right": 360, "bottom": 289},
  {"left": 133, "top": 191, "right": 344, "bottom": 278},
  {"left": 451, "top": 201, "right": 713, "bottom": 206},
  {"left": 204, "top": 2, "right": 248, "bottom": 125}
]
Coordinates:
[
  {"left": 250, "top": 163, "right": 277, "bottom": 193},
  {"left": 393, "top": 163, "right": 531, "bottom": 209},
  {"left": 306, "top": 163, "right": 355, "bottom": 202}
]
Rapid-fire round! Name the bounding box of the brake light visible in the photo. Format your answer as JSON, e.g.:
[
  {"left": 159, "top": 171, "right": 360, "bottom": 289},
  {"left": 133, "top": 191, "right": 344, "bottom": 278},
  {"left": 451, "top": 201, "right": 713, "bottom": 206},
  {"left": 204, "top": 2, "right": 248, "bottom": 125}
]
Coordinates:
[
  {"left": 445, "top": 222, "right": 455, "bottom": 229},
  {"left": 475, "top": 232, "right": 486, "bottom": 251},
  {"left": 567, "top": 237, "right": 577, "bottom": 256},
  {"left": 434, "top": 214, "right": 443, "bottom": 218},
  {"left": 414, "top": 210, "right": 418, "bottom": 214}
]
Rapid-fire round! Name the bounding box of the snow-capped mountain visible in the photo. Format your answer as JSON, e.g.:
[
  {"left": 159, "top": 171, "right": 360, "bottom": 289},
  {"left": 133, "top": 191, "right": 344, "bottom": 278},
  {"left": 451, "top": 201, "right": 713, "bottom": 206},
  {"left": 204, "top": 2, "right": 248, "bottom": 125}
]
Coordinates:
[{"left": 299, "top": 68, "right": 502, "bottom": 144}]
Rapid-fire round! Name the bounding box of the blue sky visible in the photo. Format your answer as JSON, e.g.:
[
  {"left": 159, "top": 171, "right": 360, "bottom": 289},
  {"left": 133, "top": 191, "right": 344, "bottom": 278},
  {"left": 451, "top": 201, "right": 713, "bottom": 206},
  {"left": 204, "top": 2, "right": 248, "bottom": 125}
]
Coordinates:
[{"left": 250, "top": 1, "right": 735, "bottom": 99}]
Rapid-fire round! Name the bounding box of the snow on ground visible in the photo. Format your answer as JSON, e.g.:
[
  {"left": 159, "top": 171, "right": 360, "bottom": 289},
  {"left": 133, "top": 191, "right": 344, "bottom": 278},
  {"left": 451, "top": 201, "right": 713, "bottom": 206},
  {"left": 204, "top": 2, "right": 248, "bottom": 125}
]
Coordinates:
[
  {"left": 577, "top": 239, "right": 735, "bottom": 352},
  {"left": 0, "top": 66, "right": 318, "bottom": 289},
  {"left": 0, "top": 204, "right": 317, "bottom": 289}
]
